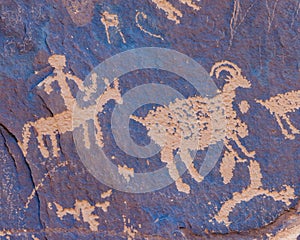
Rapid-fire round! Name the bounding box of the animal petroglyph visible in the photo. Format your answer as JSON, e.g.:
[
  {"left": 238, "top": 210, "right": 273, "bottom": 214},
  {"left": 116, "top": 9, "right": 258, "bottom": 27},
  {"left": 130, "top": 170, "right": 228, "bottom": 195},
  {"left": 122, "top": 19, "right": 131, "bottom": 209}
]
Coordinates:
[
  {"left": 135, "top": 12, "right": 164, "bottom": 40},
  {"left": 18, "top": 54, "right": 123, "bottom": 158},
  {"left": 54, "top": 193, "right": 112, "bottom": 232},
  {"left": 256, "top": 90, "right": 300, "bottom": 139},
  {"left": 150, "top": 0, "right": 201, "bottom": 24},
  {"left": 101, "top": 11, "right": 126, "bottom": 44},
  {"left": 214, "top": 160, "right": 295, "bottom": 227},
  {"left": 131, "top": 61, "right": 254, "bottom": 193}
]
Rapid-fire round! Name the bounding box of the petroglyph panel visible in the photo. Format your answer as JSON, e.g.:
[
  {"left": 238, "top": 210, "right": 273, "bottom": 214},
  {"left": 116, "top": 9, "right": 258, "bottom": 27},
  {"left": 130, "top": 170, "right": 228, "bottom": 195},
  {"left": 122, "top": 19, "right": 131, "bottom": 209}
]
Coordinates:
[{"left": 1, "top": 0, "right": 299, "bottom": 239}]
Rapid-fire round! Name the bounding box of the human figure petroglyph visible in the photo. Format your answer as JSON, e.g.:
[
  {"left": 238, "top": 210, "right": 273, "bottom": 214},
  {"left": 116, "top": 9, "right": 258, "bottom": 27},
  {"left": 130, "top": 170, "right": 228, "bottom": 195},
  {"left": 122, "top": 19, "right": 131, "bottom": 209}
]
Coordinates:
[
  {"left": 256, "top": 90, "right": 300, "bottom": 140},
  {"left": 101, "top": 11, "right": 126, "bottom": 44},
  {"left": 54, "top": 190, "right": 112, "bottom": 232},
  {"left": 18, "top": 54, "right": 123, "bottom": 158},
  {"left": 131, "top": 61, "right": 255, "bottom": 193}
]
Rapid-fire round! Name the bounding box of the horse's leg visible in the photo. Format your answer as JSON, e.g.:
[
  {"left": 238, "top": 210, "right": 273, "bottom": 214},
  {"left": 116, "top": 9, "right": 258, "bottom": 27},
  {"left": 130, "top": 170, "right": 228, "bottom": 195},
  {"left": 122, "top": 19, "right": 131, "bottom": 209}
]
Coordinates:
[
  {"left": 36, "top": 131, "right": 49, "bottom": 158},
  {"left": 49, "top": 131, "right": 60, "bottom": 157}
]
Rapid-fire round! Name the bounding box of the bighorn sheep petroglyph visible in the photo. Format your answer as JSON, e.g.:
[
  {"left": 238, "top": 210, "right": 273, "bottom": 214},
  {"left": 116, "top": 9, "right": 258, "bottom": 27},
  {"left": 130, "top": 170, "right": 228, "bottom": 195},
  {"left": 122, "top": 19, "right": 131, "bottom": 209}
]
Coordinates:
[
  {"left": 256, "top": 90, "right": 300, "bottom": 139},
  {"left": 19, "top": 55, "right": 123, "bottom": 158},
  {"left": 131, "top": 61, "right": 255, "bottom": 193}
]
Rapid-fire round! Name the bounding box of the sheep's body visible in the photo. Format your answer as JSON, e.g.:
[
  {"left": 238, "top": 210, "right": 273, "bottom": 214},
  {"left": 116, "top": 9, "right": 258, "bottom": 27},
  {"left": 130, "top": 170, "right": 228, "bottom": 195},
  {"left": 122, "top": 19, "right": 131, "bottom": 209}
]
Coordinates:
[
  {"left": 256, "top": 90, "right": 300, "bottom": 139},
  {"left": 132, "top": 61, "right": 254, "bottom": 193}
]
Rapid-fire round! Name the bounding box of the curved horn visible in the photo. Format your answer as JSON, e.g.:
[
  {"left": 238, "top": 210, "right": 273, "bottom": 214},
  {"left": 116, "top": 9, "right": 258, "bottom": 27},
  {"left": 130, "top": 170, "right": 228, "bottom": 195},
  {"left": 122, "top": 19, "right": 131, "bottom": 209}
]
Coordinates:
[{"left": 210, "top": 60, "right": 242, "bottom": 79}]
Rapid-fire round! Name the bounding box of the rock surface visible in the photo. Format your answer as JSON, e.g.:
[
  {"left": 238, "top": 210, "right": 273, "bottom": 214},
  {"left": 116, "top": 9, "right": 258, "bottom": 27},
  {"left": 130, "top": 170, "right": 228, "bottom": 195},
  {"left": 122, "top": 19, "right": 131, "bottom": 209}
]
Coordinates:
[{"left": 0, "top": 0, "right": 299, "bottom": 239}]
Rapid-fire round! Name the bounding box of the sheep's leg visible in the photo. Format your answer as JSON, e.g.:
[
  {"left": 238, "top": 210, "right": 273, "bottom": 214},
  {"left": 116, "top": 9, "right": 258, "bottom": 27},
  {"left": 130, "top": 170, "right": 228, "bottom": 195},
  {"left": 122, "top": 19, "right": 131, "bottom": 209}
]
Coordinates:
[
  {"left": 49, "top": 131, "right": 60, "bottom": 157},
  {"left": 178, "top": 148, "right": 203, "bottom": 183},
  {"left": 231, "top": 134, "right": 255, "bottom": 158},
  {"left": 282, "top": 114, "right": 300, "bottom": 135},
  {"left": 274, "top": 114, "right": 295, "bottom": 139},
  {"left": 220, "top": 142, "right": 247, "bottom": 184},
  {"left": 224, "top": 138, "right": 247, "bottom": 163},
  {"left": 37, "top": 132, "right": 49, "bottom": 158},
  {"left": 161, "top": 146, "right": 190, "bottom": 194}
]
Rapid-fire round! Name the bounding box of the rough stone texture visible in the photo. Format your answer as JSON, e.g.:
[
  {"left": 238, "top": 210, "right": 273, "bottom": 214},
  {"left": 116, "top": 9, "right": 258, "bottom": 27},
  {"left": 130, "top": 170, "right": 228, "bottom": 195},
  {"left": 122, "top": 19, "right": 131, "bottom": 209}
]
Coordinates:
[{"left": 0, "top": 0, "right": 299, "bottom": 239}]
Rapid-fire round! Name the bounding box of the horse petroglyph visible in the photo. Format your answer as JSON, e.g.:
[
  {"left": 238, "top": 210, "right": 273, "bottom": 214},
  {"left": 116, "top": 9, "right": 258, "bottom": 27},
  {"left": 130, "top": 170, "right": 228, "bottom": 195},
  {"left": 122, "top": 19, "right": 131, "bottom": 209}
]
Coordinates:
[
  {"left": 18, "top": 54, "right": 123, "bottom": 158},
  {"left": 131, "top": 61, "right": 255, "bottom": 193}
]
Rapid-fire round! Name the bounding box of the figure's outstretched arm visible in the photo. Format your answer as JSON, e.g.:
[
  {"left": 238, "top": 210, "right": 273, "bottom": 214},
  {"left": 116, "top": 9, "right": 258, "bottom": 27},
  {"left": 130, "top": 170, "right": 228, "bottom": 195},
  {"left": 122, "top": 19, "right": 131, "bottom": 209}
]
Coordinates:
[
  {"left": 37, "top": 76, "right": 56, "bottom": 94},
  {"left": 66, "top": 73, "right": 84, "bottom": 91}
]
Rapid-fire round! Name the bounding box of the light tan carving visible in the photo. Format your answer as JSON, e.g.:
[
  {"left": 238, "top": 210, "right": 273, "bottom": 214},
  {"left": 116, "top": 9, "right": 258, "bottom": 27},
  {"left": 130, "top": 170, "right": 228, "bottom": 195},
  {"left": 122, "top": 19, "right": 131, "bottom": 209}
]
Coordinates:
[
  {"left": 18, "top": 55, "right": 123, "bottom": 158},
  {"left": 135, "top": 12, "right": 164, "bottom": 40},
  {"left": 239, "top": 100, "right": 250, "bottom": 114},
  {"left": 131, "top": 61, "right": 254, "bottom": 193},
  {"left": 214, "top": 160, "right": 295, "bottom": 227},
  {"left": 0, "top": 230, "right": 12, "bottom": 237},
  {"left": 122, "top": 215, "right": 138, "bottom": 240},
  {"left": 101, "top": 11, "right": 126, "bottom": 44},
  {"left": 118, "top": 164, "right": 134, "bottom": 182},
  {"left": 31, "top": 235, "right": 39, "bottom": 240},
  {"left": 54, "top": 192, "right": 111, "bottom": 232},
  {"left": 256, "top": 90, "right": 300, "bottom": 139},
  {"left": 101, "top": 189, "right": 112, "bottom": 199},
  {"left": 150, "top": 0, "right": 200, "bottom": 24}
]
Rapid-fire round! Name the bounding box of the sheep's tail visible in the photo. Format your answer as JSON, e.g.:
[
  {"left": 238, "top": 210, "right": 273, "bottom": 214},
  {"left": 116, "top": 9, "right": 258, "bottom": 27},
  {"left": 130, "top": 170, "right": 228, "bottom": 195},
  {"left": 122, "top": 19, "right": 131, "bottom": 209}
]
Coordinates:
[
  {"left": 130, "top": 115, "right": 147, "bottom": 126},
  {"left": 210, "top": 60, "right": 242, "bottom": 79}
]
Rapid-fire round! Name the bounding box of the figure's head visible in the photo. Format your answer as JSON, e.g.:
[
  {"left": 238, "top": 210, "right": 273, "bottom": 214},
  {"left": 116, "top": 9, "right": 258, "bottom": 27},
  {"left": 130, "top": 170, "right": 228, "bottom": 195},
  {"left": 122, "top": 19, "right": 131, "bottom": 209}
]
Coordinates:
[
  {"left": 48, "top": 55, "right": 66, "bottom": 71},
  {"left": 210, "top": 61, "right": 251, "bottom": 89}
]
